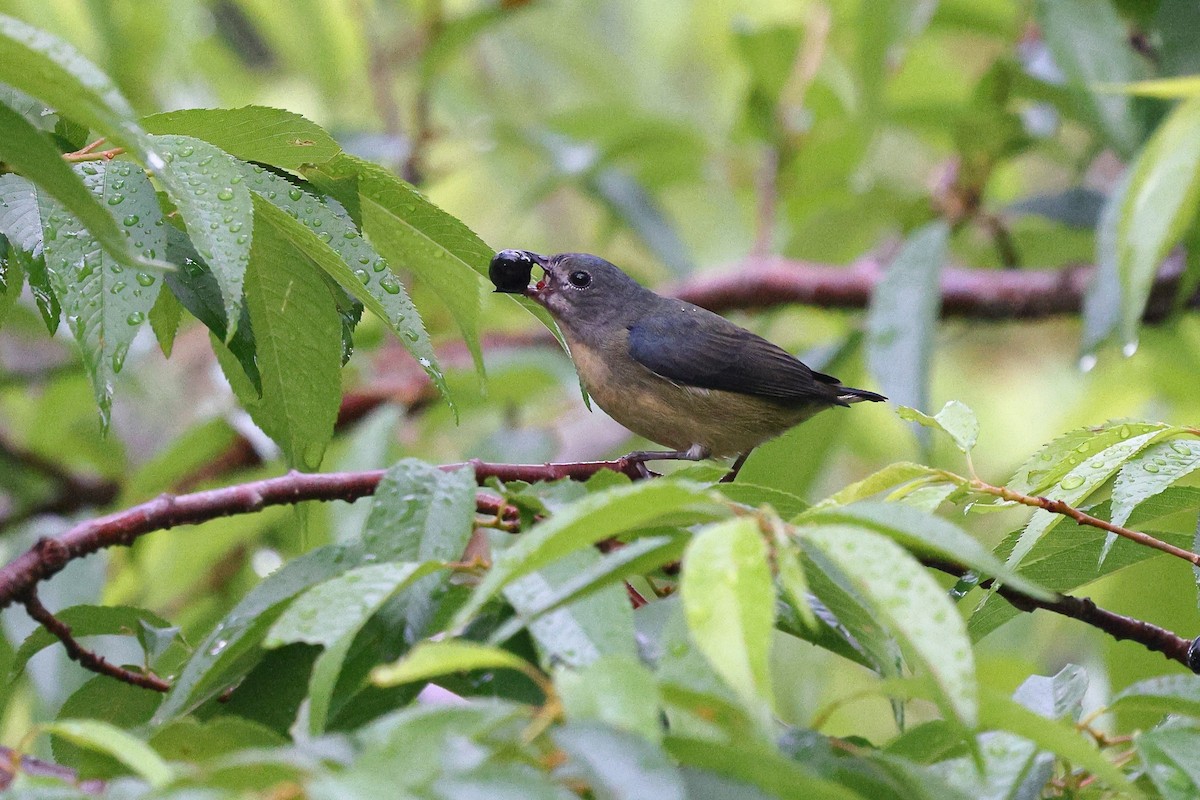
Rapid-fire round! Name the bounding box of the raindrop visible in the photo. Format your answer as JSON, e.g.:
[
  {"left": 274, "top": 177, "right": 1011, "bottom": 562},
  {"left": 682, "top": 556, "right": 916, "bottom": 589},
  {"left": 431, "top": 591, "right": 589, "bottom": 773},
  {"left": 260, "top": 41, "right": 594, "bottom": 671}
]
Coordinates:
[
  {"left": 288, "top": 188, "right": 303, "bottom": 201},
  {"left": 207, "top": 639, "right": 228, "bottom": 656},
  {"left": 122, "top": 214, "right": 139, "bottom": 227},
  {"left": 230, "top": 174, "right": 242, "bottom": 184},
  {"left": 1154, "top": 456, "right": 1168, "bottom": 466},
  {"left": 236, "top": 235, "right": 248, "bottom": 245},
  {"left": 110, "top": 281, "right": 127, "bottom": 294},
  {"left": 195, "top": 188, "right": 207, "bottom": 196},
  {"left": 380, "top": 276, "right": 401, "bottom": 294},
  {"left": 1122, "top": 339, "right": 1139, "bottom": 357},
  {"left": 111, "top": 343, "right": 129, "bottom": 372},
  {"left": 1144, "top": 463, "right": 1160, "bottom": 473},
  {"left": 81, "top": 164, "right": 98, "bottom": 175},
  {"left": 113, "top": 179, "right": 125, "bottom": 190},
  {"left": 317, "top": 231, "right": 332, "bottom": 243},
  {"left": 199, "top": 155, "right": 214, "bottom": 167},
  {"left": 107, "top": 193, "right": 125, "bottom": 206},
  {"left": 217, "top": 188, "right": 234, "bottom": 201},
  {"left": 1075, "top": 442, "right": 1090, "bottom": 454},
  {"left": 126, "top": 311, "right": 145, "bottom": 325},
  {"left": 372, "top": 258, "right": 387, "bottom": 272},
  {"left": 136, "top": 272, "right": 155, "bottom": 287},
  {"left": 1078, "top": 353, "right": 1097, "bottom": 372},
  {"left": 353, "top": 269, "right": 370, "bottom": 284},
  {"left": 230, "top": 222, "right": 243, "bottom": 233},
  {"left": 1118, "top": 425, "right": 1131, "bottom": 438},
  {"left": 180, "top": 145, "right": 195, "bottom": 157},
  {"left": 1171, "top": 442, "right": 1193, "bottom": 455},
  {"left": 1060, "top": 475, "right": 1085, "bottom": 490},
  {"left": 343, "top": 231, "right": 358, "bottom": 240},
  {"left": 410, "top": 333, "right": 424, "bottom": 345}
]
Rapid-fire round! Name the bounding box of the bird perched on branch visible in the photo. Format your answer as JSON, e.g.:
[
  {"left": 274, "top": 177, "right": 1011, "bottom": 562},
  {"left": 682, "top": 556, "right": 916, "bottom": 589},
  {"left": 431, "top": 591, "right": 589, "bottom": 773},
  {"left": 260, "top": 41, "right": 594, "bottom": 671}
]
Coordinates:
[{"left": 490, "top": 250, "right": 886, "bottom": 479}]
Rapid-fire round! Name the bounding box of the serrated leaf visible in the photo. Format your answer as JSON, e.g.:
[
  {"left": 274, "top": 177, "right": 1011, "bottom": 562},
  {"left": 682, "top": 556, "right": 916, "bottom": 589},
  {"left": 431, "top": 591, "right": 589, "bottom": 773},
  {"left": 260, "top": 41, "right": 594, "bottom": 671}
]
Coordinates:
[
  {"left": 0, "top": 14, "right": 164, "bottom": 169},
  {"left": 265, "top": 560, "right": 444, "bottom": 735},
  {"left": 898, "top": 401, "right": 979, "bottom": 453},
  {"left": 10, "top": 604, "right": 172, "bottom": 681},
  {"left": 504, "top": 547, "right": 636, "bottom": 669},
  {"left": 148, "top": 282, "right": 183, "bottom": 356},
  {"left": 42, "top": 719, "right": 174, "bottom": 788},
  {"left": 1111, "top": 439, "right": 1200, "bottom": 529},
  {"left": 303, "top": 153, "right": 491, "bottom": 375},
  {"left": 153, "top": 545, "right": 360, "bottom": 724},
  {"left": 553, "top": 722, "right": 686, "bottom": 800},
  {"left": 816, "top": 462, "right": 949, "bottom": 510},
  {"left": 1036, "top": 0, "right": 1145, "bottom": 157},
  {"left": 802, "top": 524, "right": 977, "bottom": 726},
  {"left": 371, "top": 639, "right": 536, "bottom": 688},
  {"left": 1007, "top": 427, "right": 1185, "bottom": 569},
  {"left": 0, "top": 101, "right": 151, "bottom": 273},
  {"left": 0, "top": 173, "right": 44, "bottom": 254},
  {"left": 142, "top": 105, "right": 340, "bottom": 170},
  {"left": 1117, "top": 97, "right": 1200, "bottom": 345},
  {"left": 151, "top": 134, "right": 253, "bottom": 332},
  {"left": 239, "top": 197, "right": 343, "bottom": 470},
  {"left": 681, "top": 518, "right": 776, "bottom": 723},
  {"left": 1008, "top": 421, "right": 1165, "bottom": 496},
  {"left": 867, "top": 221, "right": 948, "bottom": 422},
  {"left": 977, "top": 688, "right": 1135, "bottom": 795},
  {"left": 17, "top": 245, "right": 60, "bottom": 331},
  {"left": 243, "top": 170, "right": 450, "bottom": 408},
  {"left": 450, "top": 480, "right": 712, "bottom": 630},
  {"left": 800, "top": 502, "right": 1052, "bottom": 600},
  {"left": 39, "top": 161, "right": 164, "bottom": 424}
]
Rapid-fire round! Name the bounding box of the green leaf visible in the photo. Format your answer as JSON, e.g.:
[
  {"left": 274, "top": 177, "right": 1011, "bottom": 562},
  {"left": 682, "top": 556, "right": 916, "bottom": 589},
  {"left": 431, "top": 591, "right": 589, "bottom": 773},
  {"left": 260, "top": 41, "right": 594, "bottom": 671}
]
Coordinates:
[
  {"left": 1036, "top": 0, "right": 1145, "bottom": 157},
  {"left": 800, "top": 502, "right": 1053, "bottom": 600},
  {"left": 1111, "top": 439, "right": 1200, "bottom": 528},
  {"left": 148, "top": 282, "right": 183, "bottom": 356},
  {"left": 969, "top": 491, "right": 1200, "bottom": 640},
  {"left": 815, "top": 462, "right": 950, "bottom": 510},
  {"left": 39, "top": 161, "right": 164, "bottom": 424},
  {"left": 0, "top": 173, "right": 44, "bottom": 254},
  {"left": 240, "top": 193, "right": 344, "bottom": 470},
  {"left": 802, "top": 524, "right": 977, "bottom": 727},
  {"left": 713, "top": 483, "right": 809, "bottom": 519},
  {"left": 503, "top": 547, "right": 636, "bottom": 669},
  {"left": 142, "top": 106, "right": 340, "bottom": 170},
  {"left": 553, "top": 722, "right": 686, "bottom": 800},
  {"left": 1099, "top": 77, "right": 1200, "bottom": 99},
  {"left": 1007, "top": 421, "right": 1166, "bottom": 496},
  {"left": 303, "top": 153, "right": 492, "bottom": 375},
  {"left": 680, "top": 518, "right": 776, "bottom": 723},
  {"left": 151, "top": 134, "right": 254, "bottom": 333},
  {"left": 265, "top": 560, "right": 444, "bottom": 735},
  {"left": 1081, "top": 169, "right": 1133, "bottom": 356},
  {"left": 557, "top": 656, "right": 663, "bottom": 743},
  {"left": 1117, "top": 97, "right": 1200, "bottom": 345},
  {"left": 0, "top": 240, "right": 22, "bottom": 329},
  {"left": 665, "top": 737, "right": 862, "bottom": 800},
  {"left": 42, "top": 719, "right": 174, "bottom": 788},
  {"left": 371, "top": 639, "right": 537, "bottom": 688},
  {"left": 0, "top": 14, "right": 163, "bottom": 169},
  {"left": 153, "top": 545, "right": 360, "bottom": 724},
  {"left": 1137, "top": 727, "right": 1200, "bottom": 800},
  {"left": 149, "top": 716, "right": 286, "bottom": 763},
  {"left": 897, "top": 401, "right": 979, "bottom": 453},
  {"left": 866, "top": 221, "right": 948, "bottom": 421},
  {"left": 451, "top": 480, "right": 712, "bottom": 630},
  {"left": 0, "top": 102, "right": 151, "bottom": 274},
  {"left": 18, "top": 244, "right": 60, "bottom": 331},
  {"left": 1112, "top": 674, "right": 1200, "bottom": 718},
  {"left": 978, "top": 688, "right": 1136, "bottom": 795},
  {"left": 10, "top": 604, "right": 172, "bottom": 680},
  {"left": 243, "top": 170, "right": 449, "bottom": 407},
  {"left": 52, "top": 676, "right": 162, "bottom": 779}
]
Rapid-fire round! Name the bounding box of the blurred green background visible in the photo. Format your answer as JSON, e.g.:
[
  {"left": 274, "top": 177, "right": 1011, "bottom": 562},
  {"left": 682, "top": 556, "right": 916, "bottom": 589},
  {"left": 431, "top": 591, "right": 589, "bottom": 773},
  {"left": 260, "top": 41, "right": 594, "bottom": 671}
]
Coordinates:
[{"left": 1, "top": 0, "right": 1197, "bottom": 749}]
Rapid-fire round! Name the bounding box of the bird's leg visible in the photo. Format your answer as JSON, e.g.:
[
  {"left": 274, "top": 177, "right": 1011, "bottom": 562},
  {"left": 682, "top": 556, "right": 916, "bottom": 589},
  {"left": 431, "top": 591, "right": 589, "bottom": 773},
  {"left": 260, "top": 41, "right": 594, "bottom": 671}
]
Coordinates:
[
  {"left": 621, "top": 443, "right": 710, "bottom": 479},
  {"left": 719, "top": 450, "right": 753, "bottom": 484}
]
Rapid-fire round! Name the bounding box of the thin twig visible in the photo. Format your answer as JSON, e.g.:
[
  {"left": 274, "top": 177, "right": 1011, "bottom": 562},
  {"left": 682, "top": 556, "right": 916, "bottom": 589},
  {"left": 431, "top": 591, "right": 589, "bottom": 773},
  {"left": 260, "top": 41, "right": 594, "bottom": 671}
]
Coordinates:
[
  {"left": 20, "top": 589, "right": 170, "bottom": 692},
  {"left": 971, "top": 479, "right": 1200, "bottom": 567}
]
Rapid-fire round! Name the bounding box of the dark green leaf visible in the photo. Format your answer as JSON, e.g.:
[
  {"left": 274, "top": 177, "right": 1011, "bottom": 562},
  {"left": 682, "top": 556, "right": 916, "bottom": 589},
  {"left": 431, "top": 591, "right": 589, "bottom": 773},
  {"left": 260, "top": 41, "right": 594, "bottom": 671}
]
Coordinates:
[
  {"left": 142, "top": 106, "right": 340, "bottom": 170},
  {"left": 11, "top": 604, "right": 172, "bottom": 681},
  {"left": 41, "top": 720, "right": 173, "bottom": 788}
]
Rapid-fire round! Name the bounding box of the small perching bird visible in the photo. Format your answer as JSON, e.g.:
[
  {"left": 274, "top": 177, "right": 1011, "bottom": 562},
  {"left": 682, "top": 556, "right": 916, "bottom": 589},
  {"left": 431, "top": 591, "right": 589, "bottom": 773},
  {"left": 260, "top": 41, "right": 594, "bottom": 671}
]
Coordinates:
[{"left": 490, "top": 250, "right": 886, "bottom": 479}]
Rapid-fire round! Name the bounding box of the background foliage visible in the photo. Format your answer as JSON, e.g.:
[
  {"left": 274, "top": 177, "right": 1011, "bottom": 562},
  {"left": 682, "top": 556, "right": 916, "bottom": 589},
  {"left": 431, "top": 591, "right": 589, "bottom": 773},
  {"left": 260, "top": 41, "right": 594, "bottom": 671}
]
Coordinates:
[{"left": 2, "top": 0, "right": 1200, "bottom": 797}]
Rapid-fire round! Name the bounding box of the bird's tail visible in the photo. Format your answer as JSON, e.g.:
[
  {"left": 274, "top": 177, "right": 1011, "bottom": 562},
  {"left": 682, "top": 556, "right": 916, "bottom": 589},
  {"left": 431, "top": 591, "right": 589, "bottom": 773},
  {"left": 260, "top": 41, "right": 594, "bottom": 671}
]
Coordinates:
[{"left": 838, "top": 386, "right": 887, "bottom": 404}]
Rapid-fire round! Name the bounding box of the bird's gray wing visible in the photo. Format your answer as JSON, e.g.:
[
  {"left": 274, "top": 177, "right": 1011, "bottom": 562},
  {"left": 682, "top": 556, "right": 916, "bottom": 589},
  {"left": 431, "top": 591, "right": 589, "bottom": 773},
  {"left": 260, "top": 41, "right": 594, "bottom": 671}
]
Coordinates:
[{"left": 627, "top": 310, "right": 846, "bottom": 405}]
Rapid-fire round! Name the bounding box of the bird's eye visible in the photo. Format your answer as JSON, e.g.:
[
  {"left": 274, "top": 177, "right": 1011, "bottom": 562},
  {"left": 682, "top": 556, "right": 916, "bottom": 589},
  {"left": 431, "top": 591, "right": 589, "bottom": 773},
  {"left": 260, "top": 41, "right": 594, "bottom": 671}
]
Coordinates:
[{"left": 568, "top": 270, "right": 591, "bottom": 288}]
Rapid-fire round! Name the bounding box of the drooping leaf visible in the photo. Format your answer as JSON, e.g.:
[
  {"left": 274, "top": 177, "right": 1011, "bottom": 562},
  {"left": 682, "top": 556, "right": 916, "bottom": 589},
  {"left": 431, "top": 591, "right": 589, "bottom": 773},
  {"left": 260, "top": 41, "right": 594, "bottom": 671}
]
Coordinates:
[
  {"left": 42, "top": 719, "right": 174, "bottom": 788},
  {"left": 866, "top": 221, "right": 949, "bottom": 423},
  {"left": 1081, "top": 169, "right": 1133, "bottom": 356},
  {"left": 265, "top": 560, "right": 445, "bottom": 734},
  {"left": 151, "top": 134, "right": 254, "bottom": 334},
  {"left": 38, "top": 161, "right": 164, "bottom": 424},
  {"left": 142, "top": 105, "right": 340, "bottom": 170},
  {"left": 1116, "top": 97, "right": 1200, "bottom": 345},
  {"left": 897, "top": 401, "right": 979, "bottom": 454},
  {"left": 680, "top": 518, "right": 776, "bottom": 723},
  {"left": 0, "top": 173, "right": 44, "bottom": 254}
]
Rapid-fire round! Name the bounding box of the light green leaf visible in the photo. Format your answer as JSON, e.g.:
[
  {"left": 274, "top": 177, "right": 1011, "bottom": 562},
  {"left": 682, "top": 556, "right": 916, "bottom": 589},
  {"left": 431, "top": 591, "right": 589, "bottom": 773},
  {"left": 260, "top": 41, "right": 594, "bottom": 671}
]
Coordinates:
[
  {"left": 1081, "top": 169, "right": 1133, "bottom": 355},
  {"left": 1100, "top": 76, "right": 1200, "bottom": 99},
  {"left": 142, "top": 105, "right": 340, "bottom": 170},
  {"left": 265, "top": 560, "right": 444, "bottom": 734},
  {"left": 1111, "top": 439, "right": 1200, "bottom": 528},
  {"left": 1117, "top": 97, "right": 1200, "bottom": 345},
  {"left": 978, "top": 688, "right": 1136, "bottom": 795},
  {"left": 553, "top": 722, "right": 686, "bottom": 800},
  {"left": 866, "top": 221, "right": 949, "bottom": 421},
  {"left": 665, "top": 737, "right": 862, "bottom": 800},
  {"left": 815, "top": 461, "right": 950, "bottom": 510},
  {"left": 371, "top": 639, "right": 537, "bottom": 688},
  {"left": 557, "top": 657, "right": 663, "bottom": 743},
  {"left": 0, "top": 173, "right": 44, "bottom": 254},
  {"left": 1008, "top": 421, "right": 1166, "bottom": 496},
  {"left": 802, "top": 524, "right": 977, "bottom": 726},
  {"left": 450, "top": 480, "right": 712, "bottom": 629},
  {"left": 0, "top": 102, "right": 153, "bottom": 273},
  {"left": 153, "top": 545, "right": 360, "bottom": 724},
  {"left": 1036, "top": 0, "right": 1145, "bottom": 157},
  {"left": 151, "top": 134, "right": 254, "bottom": 333},
  {"left": 241, "top": 194, "right": 343, "bottom": 470},
  {"left": 1137, "top": 728, "right": 1200, "bottom": 800},
  {"left": 39, "top": 161, "right": 164, "bottom": 424},
  {"left": 681, "top": 518, "right": 776, "bottom": 721},
  {"left": 243, "top": 170, "right": 449, "bottom": 407},
  {"left": 1112, "top": 674, "right": 1200, "bottom": 717},
  {"left": 897, "top": 401, "right": 979, "bottom": 453},
  {"left": 0, "top": 14, "right": 163, "bottom": 168},
  {"left": 801, "top": 502, "right": 1052, "bottom": 600},
  {"left": 303, "top": 153, "right": 492, "bottom": 375},
  {"left": 42, "top": 719, "right": 174, "bottom": 788},
  {"left": 148, "top": 281, "right": 183, "bottom": 356}
]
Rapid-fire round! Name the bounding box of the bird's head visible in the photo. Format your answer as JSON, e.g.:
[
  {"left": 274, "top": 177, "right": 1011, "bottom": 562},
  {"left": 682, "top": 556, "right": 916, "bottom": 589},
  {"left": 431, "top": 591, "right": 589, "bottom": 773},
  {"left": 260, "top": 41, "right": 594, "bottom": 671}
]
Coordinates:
[{"left": 490, "top": 250, "right": 651, "bottom": 327}]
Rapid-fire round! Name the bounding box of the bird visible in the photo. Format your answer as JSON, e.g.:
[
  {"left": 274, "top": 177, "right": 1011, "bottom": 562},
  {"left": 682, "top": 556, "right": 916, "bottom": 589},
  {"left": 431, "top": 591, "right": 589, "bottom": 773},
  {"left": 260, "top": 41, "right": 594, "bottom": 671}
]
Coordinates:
[{"left": 489, "top": 250, "right": 886, "bottom": 480}]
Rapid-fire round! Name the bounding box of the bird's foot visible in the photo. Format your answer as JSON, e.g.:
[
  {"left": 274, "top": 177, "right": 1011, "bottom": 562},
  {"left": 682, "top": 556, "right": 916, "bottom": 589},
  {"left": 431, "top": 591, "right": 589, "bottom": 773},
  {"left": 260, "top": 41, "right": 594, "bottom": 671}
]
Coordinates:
[
  {"left": 620, "top": 444, "right": 710, "bottom": 479},
  {"left": 719, "top": 450, "right": 753, "bottom": 484}
]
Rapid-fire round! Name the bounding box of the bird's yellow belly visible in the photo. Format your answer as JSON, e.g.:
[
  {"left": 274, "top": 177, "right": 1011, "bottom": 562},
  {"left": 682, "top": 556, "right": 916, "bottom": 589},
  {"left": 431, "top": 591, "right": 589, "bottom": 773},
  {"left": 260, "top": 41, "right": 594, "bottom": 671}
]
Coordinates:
[{"left": 568, "top": 336, "right": 815, "bottom": 457}]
